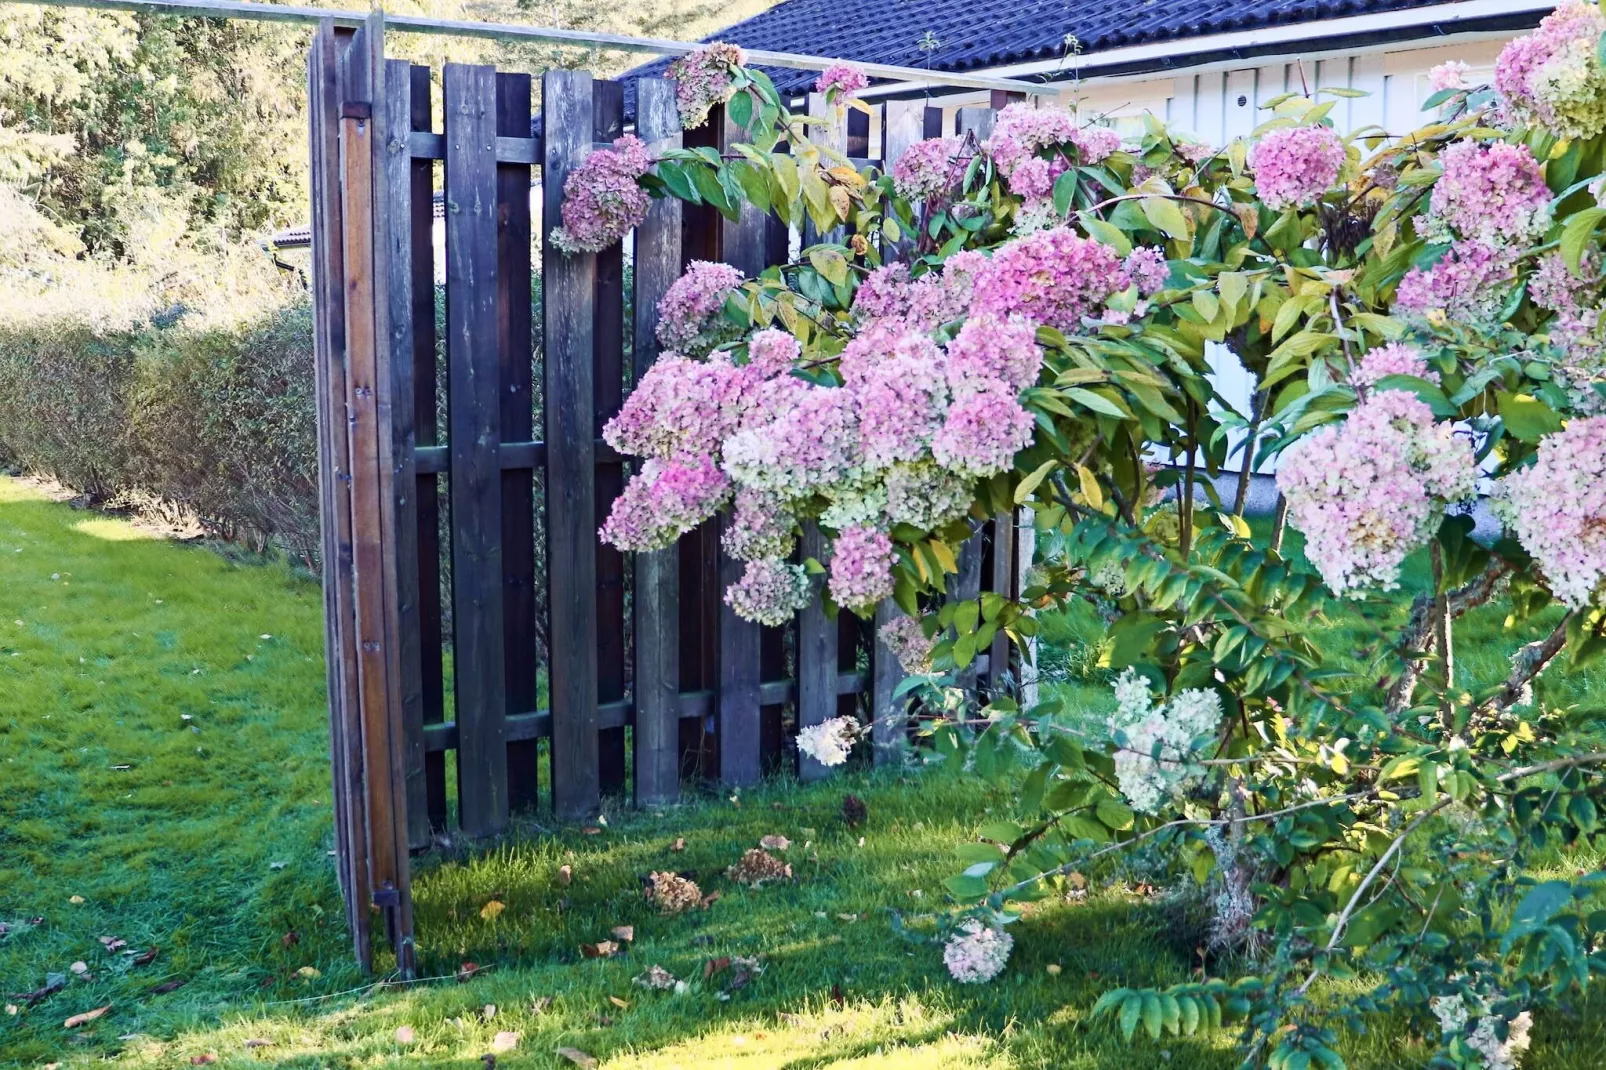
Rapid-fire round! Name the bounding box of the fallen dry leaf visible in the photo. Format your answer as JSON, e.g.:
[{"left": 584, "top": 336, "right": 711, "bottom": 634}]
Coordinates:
[
  {"left": 456, "top": 962, "right": 483, "bottom": 983},
  {"left": 699, "top": 890, "right": 721, "bottom": 910},
  {"left": 558, "top": 865, "right": 573, "bottom": 886},
  {"left": 133, "top": 948, "right": 159, "bottom": 967},
  {"left": 580, "top": 940, "right": 618, "bottom": 959},
  {"left": 759, "top": 835, "right": 790, "bottom": 851},
  {"left": 481, "top": 1003, "right": 496, "bottom": 1020},
  {"left": 190, "top": 1055, "right": 217, "bottom": 1066},
  {"left": 151, "top": 979, "right": 186, "bottom": 995},
  {"left": 395, "top": 1025, "right": 416, "bottom": 1044},
  {"left": 581, "top": 827, "right": 603, "bottom": 836},
  {"left": 479, "top": 900, "right": 506, "bottom": 921},
  {"left": 68, "top": 962, "right": 89, "bottom": 977},
  {"left": 490, "top": 1030, "right": 520, "bottom": 1053},
  {"left": 670, "top": 838, "right": 686, "bottom": 852},
  {"left": 63, "top": 1005, "right": 110, "bottom": 1028},
  {"left": 608, "top": 995, "right": 630, "bottom": 1009},
  {"left": 97, "top": 936, "right": 126, "bottom": 953},
  {"left": 296, "top": 966, "right": 320, "bottom": 979},
  {"left": 68, "top": 896, "right": 84, "bottom": 905},
  {"left": 557, "top": 1047, "right": 597, "bottom": 1069},
  {"left": 14, "top": 973, "right": 66, "bottom": 1005},
  {"left": 244, "top": 1038, "right": 273, "bottom": 1049},
  {"left": 530, "top": 996, "right": 554, "bottom": 1015},
  {"left": 281, "top": 930, "right": 300, "bottom": 948},
  {"left": 1046, "top": 964, "right": 1062, "bottom": 976},
  {"left": 610, "top": 925, "right": 634, "bottom": 943},
  {"left": 703, "top": 956, "right": 731, "bottom": 980}
]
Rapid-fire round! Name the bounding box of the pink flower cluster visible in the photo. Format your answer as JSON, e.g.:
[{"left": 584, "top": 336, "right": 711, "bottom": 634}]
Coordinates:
[
  {"left": 1352, "top": 342, "right": 1441, "bottom": 390},
  {"left": 878, "top": 614, "right": 936, "bottom": 673},
  {"left": 668, "top": 42, "right": 745, "bottom": 129},
  {"left": 1528, "top": 252, "right": 1606, "bottom": 413},
  {"left": 1429, "top": 60, "right": 1473, "bottom": 94},
  {"left": 945, "top": 314, "right": 1043, "bottom": 395},
  {"left": 550, "top": 135, "right": 652, "bottom": 254},
  {"left": 599, "top": 458, "right": 731, "bottom": 551},
  {"left": 815, "top": 62, "right": 869, "bottom": 101},
  {"left": 1426, "top": 140, "right": 1550, "bottom": 246},
  {"left": 1277, "top": 390, "right": 1478, "bottom": 596},
  {"left": 1395, "top": 240, "right": 1518, "bottom": 326},
  {"left": 890, "top": 137, "right": 967, "bottom": 201},
  {"left": 725, "top": 557, "right": 812, "bottom": 626},
  {"left": 1498, "top": 416, "right": 1606, "bottom": 608},
  {"left": 603, "top": 352, "right": 748, "bottom": 461},
  {"left": 1247, "top": 125, "right": 1345, "bottom": 211},
  {"left": 828, "top": 524, "right": 897, "bottom": 612},
  {"left": 1495, "top": 3, "right": 1606, "bottom": 140},
  {"left": 984, "top": 103, "right": 1120, "bottom": 205},
  {"left": 854, "top": 330, "right": 948, "bottom": 467},
  {"left": 722, "top": 486, "right": 796, "bottom": 561},
  {"left": 656, "top": 260, "right": 744, "bottom": 355},
  {"left": 969, "top": 226, "right": 1132, "bottom": 334},
  {"left": 1124, "top": 247, "right": 1170, "bottom": 295}
]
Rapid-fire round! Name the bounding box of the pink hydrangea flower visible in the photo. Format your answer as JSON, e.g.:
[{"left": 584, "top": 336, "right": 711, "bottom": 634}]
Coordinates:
[
  {"left": 884, "top": 460, "right": 974, "bottom": 529},
  {"left": 550, "top": 135, "right": 652, "bottom": 254},
  {"left": 600, "top": 458, "right": 731, "bottom": 551},
  {"left": 970, "top": 226, "right": 1130, "bottom": 334},
  {"left": 877, "top": 614, "right": 936, "bottom": 673},
  {"left": 668, "top": 42, "right": 745, "bottom": 129},
  {"left": 656, "top": 260, "right": 744, "bottom": 355},
  {"left": 724, "top": 557, "right": 811, "bottom": 625},
  {"left": 1247, "top": 125, "right": 1345, "bottom": 211},
  {"left": 724, "top": 382, "right": 859, "bottom": 500},
  {"left": 1427, "top": 140, "right": 1550, "bottom": 246},
  {"left": 745, "top": 327, "right": 800, "bottom": 378},
  {"left": 1528, "top": 252, "right": 1606, "bottom": 412},
  {"left": 945, "top": 314, "right": 1043, "bottom": 396},
  {"left": 1494, "top": 3, "right": 1606, "bottom": 140},
  {"left": 1277, "top": 390, "right": 1478, "bottom": 596},
  {"left": 722, "top": 486, "right": 796, "bottom": 561},
  {"left": 1124, "top": 246, "right": 1170, "bottom": 296},
  {"left": 1352, "top": 342, "right": 1441, "bottom": 389},
  {"left": 943, "top": 919, "right": 1012, "bottom": 983},
  {"left": 852, "top": 263, "right": 913, "bottom": 321},
  {"left": 931, "top": 379, "right": 1035, "bottom": 478},
  {"left": 855, "top": 331, "right": 949, "bottom": 468},
  {"left": 1498, "top": 416, "right": 1606, "bottom": 608},
  {"left": 815, "top": 62, "right": 869, "bottom": 101},
  {"left": 890, "top": 137, "right": 966, "bottom": 201},
  {"left": 1429, "top": 60, "right": 1472, "bottom": 93},
  {"left": 827, "top": 524, "right": 896, "bottom": 611},
  {"left": 984, "top": 103, "right": 1121, "bottom": 205},
  {"left": 1395, "top": 240, "right": 1519, "bottom": 326},
  {"left": 603, "top": 353, "right": 750, "bottom": 461}
]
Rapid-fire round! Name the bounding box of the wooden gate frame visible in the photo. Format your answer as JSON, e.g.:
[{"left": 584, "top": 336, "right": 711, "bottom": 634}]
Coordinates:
[{"left": 309, "top": 16, "right": 1028, "bottom": 971}]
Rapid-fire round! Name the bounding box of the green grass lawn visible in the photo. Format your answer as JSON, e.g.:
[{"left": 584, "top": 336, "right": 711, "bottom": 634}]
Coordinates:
[{"left": 2, "top": 474, "right": 1603, "bottom": 1069}]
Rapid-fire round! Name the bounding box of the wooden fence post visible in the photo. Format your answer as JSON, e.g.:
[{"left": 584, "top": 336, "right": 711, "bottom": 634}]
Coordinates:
[
  {"left": 444, "top": 61, "right": 509, "bottom": 836},
  {"left": 630, "top": 77, "right": 684, "bottom": 807},
  {"left": 542, "top": 69, "right": 602, "bottom": 820},
  {"left": 796, "top": 522, "right": 837, "bottom": 780}
]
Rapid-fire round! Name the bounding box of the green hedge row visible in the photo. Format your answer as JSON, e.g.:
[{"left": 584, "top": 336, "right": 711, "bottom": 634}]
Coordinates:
[{"left": 0, "top": 300, "right": 321, "bottom": 561}]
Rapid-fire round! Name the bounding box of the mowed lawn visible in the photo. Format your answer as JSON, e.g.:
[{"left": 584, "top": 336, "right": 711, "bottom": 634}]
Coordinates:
[{"left": 2, "top": 473, "right": 1605, "bottom": 1070}]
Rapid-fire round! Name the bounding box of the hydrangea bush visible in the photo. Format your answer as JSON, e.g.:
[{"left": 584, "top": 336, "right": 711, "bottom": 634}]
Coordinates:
[{"left": 559, "top": 34, "right": 1606, "bottom": 1068}]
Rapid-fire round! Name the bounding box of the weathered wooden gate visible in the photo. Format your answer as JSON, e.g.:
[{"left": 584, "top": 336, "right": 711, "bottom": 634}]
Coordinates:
[{"left": 308, "top": 15, "right": 1022, "bottom": 970}]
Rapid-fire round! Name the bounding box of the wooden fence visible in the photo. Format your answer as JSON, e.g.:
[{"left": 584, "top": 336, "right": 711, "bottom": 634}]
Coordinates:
[{"left": 309, "top": 16, "right": 1022, "bottom": 970}]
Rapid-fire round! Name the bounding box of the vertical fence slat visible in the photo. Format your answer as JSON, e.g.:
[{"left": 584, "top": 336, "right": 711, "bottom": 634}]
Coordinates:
[
  {"left": 955, "top": 106, "right": 996, "bottom": 140},
  {"left": 495, "top": 71, "right": 540, "bottom": 812},
  {"left": 796, "top": 523, "right": 837, "bottom": 780},
  {"left": 715, "top": 103, "right": 768, "bottom": 787},
  {"left": 986, "top": 513, "right": 1014, "bottom": 693},
  {"left": 383, "top": 57, "right": 429, "bottom": 852},
  {"left": 408, "top": 62, "right": 447, "bottom": 833},
  {"left": 950, "top": 530, "right": 984, "bottom": 691},
  {"left": 630, "top": 77, "right": 683, "bottom": 807},
  {"left": 870, "top": 600, "right": 906, "bottom": 763},
  {"left": 543, "top": 69, "right": 602, "bottom": 820},
  {"left": 308, "top": 18, "right": 369, "bottom": 968},
  {"left": 444, "top": 62, "right": 508, "bottom": 836},
  {"left": 592, "top": 79, "right": 629, "bottom": 798}
]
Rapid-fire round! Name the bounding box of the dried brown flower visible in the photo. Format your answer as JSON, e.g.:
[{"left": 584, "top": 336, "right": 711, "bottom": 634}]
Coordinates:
[
  {"left": 725, "top": 848, "right": 792, "bottom": 888},
  {"left": 645, "top": 871, "right": 702, "bottom": 914}
]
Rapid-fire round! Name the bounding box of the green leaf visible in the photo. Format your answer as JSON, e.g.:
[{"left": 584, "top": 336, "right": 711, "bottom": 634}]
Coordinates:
[
  {"left": 1372, "top": 374, "right": 1457, "bottom": 417},
  {"left": 727, "top": 88, "right": 753, "bottom": 131},
  {"left": 1560, "top": 206, "right": 1606, "bottom": 271},
  {"left": 1078, "top": 213, "right": 1133, "bottom": 255},
  {"left": 1014, "top": 459, "right": 1058, "bottom": 505},
  {"left": 1096, "top": 796, "right": 1135, "bottom": 831},
  {"left": 1141, "top": 196, "right": 1191, "bottom": 240},
  {"left": 942, "top": 873, "right": 989, "bottom": 899},
  {"left": 1053, "top": 169, "right": 1079, "bottom": 216},
  {"left": 808, "top": 247, "right": 850, "bottom": 286},
  {"left": 1119, "top": 993, "right": 1142, "bottom": 1042},
  {"left": 1140, "top": 992, "right": 1163, "bottom": 1040},
  {"left": 1065, "top": 386, "right": 1134, "bottom": 420},
  {"left": 1497, "top": 391, "right": 1564, "bottom": 442}
]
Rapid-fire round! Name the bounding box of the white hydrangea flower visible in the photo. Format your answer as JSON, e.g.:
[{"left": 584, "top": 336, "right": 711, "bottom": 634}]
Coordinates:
[
  {"left": 1107, "top": 668, "right": 1223, "bottom": 813},
  {"left": 796, "top": 716, "right": 860, "bottom": 767},
  {"left": 942, "top": 919, "right": 1013, "bottom": 983}
]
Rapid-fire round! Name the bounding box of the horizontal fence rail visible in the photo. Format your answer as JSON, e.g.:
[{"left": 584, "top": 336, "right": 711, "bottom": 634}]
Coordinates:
[{"left": 308, "top": 16, "right": 1029, "bottom": 971}]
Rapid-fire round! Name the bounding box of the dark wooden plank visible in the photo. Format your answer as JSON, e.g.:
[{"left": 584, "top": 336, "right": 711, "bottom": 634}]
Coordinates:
[
  {"left": 846, "top": 106, "right": 870, "bottom": 157},
  {"left": 406, "top": 63, "right": 447, "bottom": 834},
  {"left": 714, "top": 101, "right": 767, "bottom": 787},
  {"left": 870, "top": 599, "right": 907, "bottom": 763},
  {"left": 542, "top": 69, "right": 602, "bottom": 821},
  {"left": 986, "top": 512, "right": 1014, "bottom": 694},
  {"left": 408, "top": 130, "right": 542, "bottom": 163},
  {"left": 383, "top": 57, "right": 429, "bottom": 852},
  {"left": 796, "top": 522, "right": 837, "bottom": 781},
  {"left": 308, "top": 18, "right": 369, "bottom": 969},
  {"left": 955, "top": 106, "right": 996, "bottom": 140},
  {"left": 923, "top": 106, "right": 944, "bottom": 139},
  {"left": 444, "top": 62, "right": 508, "bottom": 837},
  {"left": 592, "top": 79, "right": 629, "bottom": 797},
  {"left": 630, "top": 77, "right": 684, "bottom": 808},
  {"left": 494, "top": 71, "right": 540, "bottom": 813}
]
